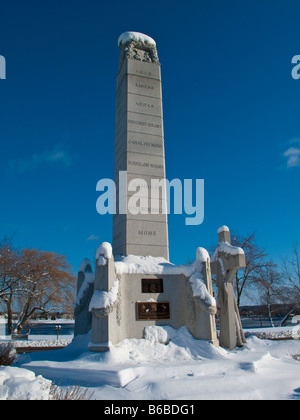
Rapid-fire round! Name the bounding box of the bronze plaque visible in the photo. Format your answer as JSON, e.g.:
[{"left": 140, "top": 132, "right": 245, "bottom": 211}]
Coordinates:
[
  {"left": 136, "top": 302, "right": 170, "bottom": 320},
  {"left": 141, "top": 278, "right": 163, "bottom": 293}
]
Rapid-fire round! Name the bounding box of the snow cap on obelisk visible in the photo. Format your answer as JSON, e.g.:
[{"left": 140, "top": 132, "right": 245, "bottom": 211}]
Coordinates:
[
  {"left": 118, "top": 31, "right": 156, "bottom": 47},
  {"left": 113, "top": 31, "right": 169, "bottom": 260}
]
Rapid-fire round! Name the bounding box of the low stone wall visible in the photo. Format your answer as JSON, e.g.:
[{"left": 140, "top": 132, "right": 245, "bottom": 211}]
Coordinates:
[{"left": 245, "top": 329, "right": 294, "bottom": 340}]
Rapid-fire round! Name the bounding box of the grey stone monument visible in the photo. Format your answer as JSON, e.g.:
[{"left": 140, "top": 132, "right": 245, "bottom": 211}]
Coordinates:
[
  {"left": 211, "top": 226, "right": 247, "bottom": 350},
  {"left": 74, "top": 32, "right": 246, "bottom": 353},
  {"left": 113, "top": 32, "right": 169, "bottom": 260}
]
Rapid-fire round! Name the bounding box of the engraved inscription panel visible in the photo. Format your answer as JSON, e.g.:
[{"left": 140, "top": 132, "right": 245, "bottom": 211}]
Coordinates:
[
  {"left": 126, "top": 154, "right": 165, "bottom": 176},
  {"left": 128, "top": 93, "right": 162, "bottom": 117},
  {"left": 127, "top": 112, "right": 163, "bottom": 136},
  {"left": 127, "top": 75, "right": 162, "bottom": 98},
  {"left": 141, "top": 278, "right": 163, "bottom": 293},
  {"left": 136, "top": 302, "right": 170, "bottom": 320},
  {"left": 127, "top": 60, "right": 161, "bottom": 80}
]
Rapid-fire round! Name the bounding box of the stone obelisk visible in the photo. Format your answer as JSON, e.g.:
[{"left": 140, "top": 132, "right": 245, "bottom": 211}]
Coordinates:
[{"left": 113, "top": 32, "right": 169, "bottom": 260}]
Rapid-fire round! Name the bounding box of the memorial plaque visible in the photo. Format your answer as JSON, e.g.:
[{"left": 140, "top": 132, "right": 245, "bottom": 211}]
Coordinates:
[
  {"left": 141, "top": 278, "right": 163, "bottom": 293},
  {"left": 136, "top": 301, "right": 170, "bottom": 320}
]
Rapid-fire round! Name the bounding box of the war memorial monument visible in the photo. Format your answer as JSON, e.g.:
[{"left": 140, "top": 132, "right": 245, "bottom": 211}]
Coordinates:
[{"left": 74, "top": 32, "right": 246, "bottom": 352}]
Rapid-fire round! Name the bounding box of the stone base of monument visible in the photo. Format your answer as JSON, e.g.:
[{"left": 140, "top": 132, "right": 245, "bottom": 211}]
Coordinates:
[{"left": 74, "top": 226, "right": 246, "bottom": 352}]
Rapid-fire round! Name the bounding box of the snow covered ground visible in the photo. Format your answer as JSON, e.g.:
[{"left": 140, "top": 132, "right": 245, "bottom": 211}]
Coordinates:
[
  {"left": 0, "top": 366, "right": 52, "bottom": 400},
  {"left": 1, "top": 326, "right": 300, "bottom": 400}
]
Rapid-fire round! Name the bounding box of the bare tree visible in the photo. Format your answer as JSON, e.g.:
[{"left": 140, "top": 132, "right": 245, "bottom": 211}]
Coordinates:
[
  {"left": 14, "top": 249, "right": 76, "bottom": 333},
  {"left": 230, "top": 231, "right": 274, "bottom": 307},
  {"left": 280, "top": 244, "right": 300, "bottom": 325},
  {"left": 0, "top": 239, "right": 24, "bottom": 333},
  {"left": 0, "top": 240, "right": 76, "bottom": 334},
  {"left": 282, "top": 243, "right": 300, "bottom": 300},
  {"left": 254, "top": 265, "right": 282, "bottom": 327}
]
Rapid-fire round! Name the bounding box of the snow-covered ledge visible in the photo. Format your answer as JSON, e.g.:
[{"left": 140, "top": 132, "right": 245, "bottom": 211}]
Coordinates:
[{"left": 89, "top": 279, "right": 120, "bottom": 318}]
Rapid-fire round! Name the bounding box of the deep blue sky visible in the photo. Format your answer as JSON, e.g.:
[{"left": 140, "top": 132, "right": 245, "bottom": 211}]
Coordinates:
[{"left": 0, "top": 0, "right": 300, "bottom": 274}]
